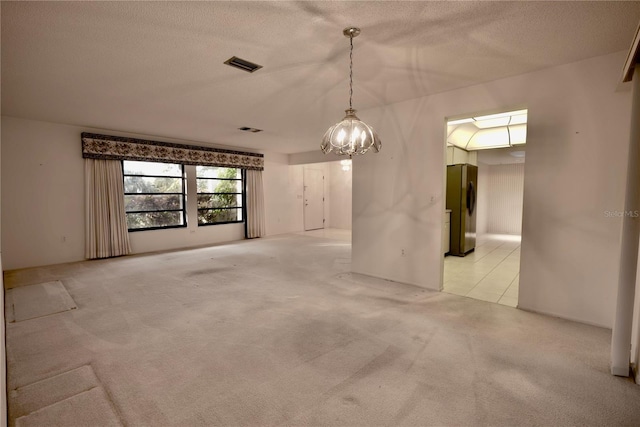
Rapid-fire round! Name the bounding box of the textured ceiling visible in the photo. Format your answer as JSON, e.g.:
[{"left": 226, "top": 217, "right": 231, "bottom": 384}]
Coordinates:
[{"left": 2, "top": 1, "right": 640, "bottom": 154}]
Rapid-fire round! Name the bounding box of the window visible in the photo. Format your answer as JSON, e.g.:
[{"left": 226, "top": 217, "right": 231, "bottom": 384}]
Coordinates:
[
  {"left": 123, "top": 160, "right": 186, "bottom": 231},
  {"left": 196, "top": 166, "right": 243, "bottom": 226}
]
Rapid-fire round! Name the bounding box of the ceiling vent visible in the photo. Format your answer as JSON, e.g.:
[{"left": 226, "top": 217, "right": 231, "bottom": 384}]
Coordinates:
[
  {"left": 239, "top": 127, "right": 263, "bottom": 133},
  {"left": 224, "top": 56, "right": 263, "bottom": 73}
]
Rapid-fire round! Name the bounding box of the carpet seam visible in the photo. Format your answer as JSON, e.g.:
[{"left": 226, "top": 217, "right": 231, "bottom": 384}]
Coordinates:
[
  {"left": 14, "top": 386, "right": 100, "bottom": 420},
  {"left": 13, "top": 364, "right": 96, "bottom": 391},
  {"left": 89, "top": 363, "right": 128, "bottom": 427}
]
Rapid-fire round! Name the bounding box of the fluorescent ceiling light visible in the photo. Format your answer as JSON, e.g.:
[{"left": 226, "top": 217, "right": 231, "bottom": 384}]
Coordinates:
[
  {"left": 467, "top": 128, "right": 511, "bottom": 150},
  {"left": 447, "top": 118, "right": 474, "bottom": 126},
  {"left": 446, "top": 109, "right": 528, "bottom": 150},
  {"left": 473, "top": 117, "right": 511, "bottom": 129},
  {"left": 447, "top": 126, "right": 478, "bottom": 149},
  {"left": 509, "top": 113, "right": 527, "bottom": 125},
  {"left": 473, "top": 109, "right": 527, "bottom": 121},
  {"left": 509, "top": 124, "right": 527, "bottom": 145}
]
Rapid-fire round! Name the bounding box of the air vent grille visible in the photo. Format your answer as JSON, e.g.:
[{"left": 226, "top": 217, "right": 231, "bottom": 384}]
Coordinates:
[
  {"left": 224, "top": 56, "right": 263, "bottom": 73},
  {"left": 239, "top": 127, "right": 263, "bottom": 133}
]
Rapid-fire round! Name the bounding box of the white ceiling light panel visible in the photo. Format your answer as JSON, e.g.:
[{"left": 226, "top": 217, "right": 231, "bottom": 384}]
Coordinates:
[{"left": 447, "top": 109, "right": 528, "bottom": 151}]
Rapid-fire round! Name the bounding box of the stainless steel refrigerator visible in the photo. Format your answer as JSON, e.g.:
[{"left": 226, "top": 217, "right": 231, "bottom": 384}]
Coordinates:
[{"left": 446, "top": 164, "right": 478, "bottom": 256}]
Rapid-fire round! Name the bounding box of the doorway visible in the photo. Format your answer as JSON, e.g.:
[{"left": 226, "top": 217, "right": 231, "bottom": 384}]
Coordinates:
[
  {"left": 303, "top": 167, "right": 324, "bottom": 231},
  {"left": 441, "top": 109, "right": 527, "bottom": 307}
]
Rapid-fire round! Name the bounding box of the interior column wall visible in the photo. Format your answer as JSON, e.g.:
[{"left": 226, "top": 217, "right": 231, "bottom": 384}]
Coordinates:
[
  {"left": 328, "top": 161, "right": 352, "bottom": 230},
  {"left": 352, "top": 51, "right": 630, "bottom": 328}
]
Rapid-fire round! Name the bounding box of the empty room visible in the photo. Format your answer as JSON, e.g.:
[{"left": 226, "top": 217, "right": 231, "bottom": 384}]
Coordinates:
[{"left": 2, "top": 1, "right": 640, "bottom": 426}]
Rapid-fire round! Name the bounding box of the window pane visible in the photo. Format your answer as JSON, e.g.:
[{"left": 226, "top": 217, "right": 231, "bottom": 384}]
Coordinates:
[
  {"left": 196, "top": 166, "right": 240, "bottom": 179},
  {"left": 195, "top": 166, "right": 242, "bottom": 226},
  {"left": 126, "top": 211, "right": 184, "bottom": 229},
  {"left": 197, "top": 178, "right": 242, "bottom": 194},
  {"left": 198, "top": 208, "right": 241, "bottom": 225},
  {"left": 124, "top": 176, "right": 183, "bottom": 193},
  {"left": 125, "top": 194, "right": 183, "bottom": 212},
  {"left": 197, "top": 194, "right": 241, "bottom": 209},
  {"left": 123, "top": 161, "right": 182, "bottom": 176},
  {"left": 122, "top": 160, "right": 186, "bottom": 231}
]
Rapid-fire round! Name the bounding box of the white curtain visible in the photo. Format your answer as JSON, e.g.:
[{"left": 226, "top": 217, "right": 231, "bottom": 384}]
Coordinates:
[
  {"left": 246, "top": 169, "right": 266, "bottom": 238},
  {"left": 85, "top": 159, "right": 131, "bottom": 259}
]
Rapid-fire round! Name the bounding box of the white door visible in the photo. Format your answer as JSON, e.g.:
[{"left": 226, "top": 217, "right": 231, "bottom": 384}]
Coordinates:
[{"left": 304, "top": 168, "right": 324, "bottom": 231}]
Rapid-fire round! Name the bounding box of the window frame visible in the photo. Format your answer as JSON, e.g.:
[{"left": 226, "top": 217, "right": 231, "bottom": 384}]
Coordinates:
[
  {"left": 196, "top": 167, "right": 245, "bottom": 227},
  {"left": 122, "top": 160, "right": 187, "bottom": 232}
]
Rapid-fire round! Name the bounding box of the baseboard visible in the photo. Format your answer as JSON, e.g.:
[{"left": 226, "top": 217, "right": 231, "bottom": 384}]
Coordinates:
[
  {"left": 517, "top": 304, "right": 611, "bottom": 330},
  {"left": 611, "top": 365, "right": 632, "bottom": 377}
]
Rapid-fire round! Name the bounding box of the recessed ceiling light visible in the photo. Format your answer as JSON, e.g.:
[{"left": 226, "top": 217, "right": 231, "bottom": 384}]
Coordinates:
[
  {"left": 510, "top": 150, "right": 526, "bottom": 158},
  {"left": 224, "top": 56, "right": 263, "bottom": 73},
  {"left": 239, "top": 127, "right": 263, "bottom": 133}
]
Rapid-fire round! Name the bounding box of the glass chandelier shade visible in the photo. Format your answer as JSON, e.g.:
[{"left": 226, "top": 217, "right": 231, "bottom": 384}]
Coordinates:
[
  {"left": 321, "top": 27, "right": 381, "bottom": 157},
  {"left": 321, "top": 108, "right": 381, "bottom": 156}
]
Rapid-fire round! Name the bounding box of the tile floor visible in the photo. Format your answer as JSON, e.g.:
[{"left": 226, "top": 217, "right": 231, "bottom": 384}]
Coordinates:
[
  {"left": 443, "top": 234, "right": 521, "bottom": 307},
  {"left": 297, "top": 229, "right": 520, "bottom": 308}
]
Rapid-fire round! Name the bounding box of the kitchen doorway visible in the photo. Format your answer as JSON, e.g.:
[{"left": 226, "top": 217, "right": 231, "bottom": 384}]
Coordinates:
[{"left": 441, "top": 109, "right": 527, "bottom": 307}]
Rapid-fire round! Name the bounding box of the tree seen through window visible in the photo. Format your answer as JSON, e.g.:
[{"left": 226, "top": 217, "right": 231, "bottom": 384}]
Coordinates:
[
  {"left": 123, "top": 161, "right": 186, "bottom": 230},
  {"left": 196, "top": 167, "right": 243, "bottom": 225}
]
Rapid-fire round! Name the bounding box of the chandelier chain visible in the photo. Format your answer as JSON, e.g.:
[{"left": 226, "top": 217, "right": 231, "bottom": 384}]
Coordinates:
[
  {"left": 319, "top": 27, "right": 380, "bottom": 157},
  {"left": 349, "top": 34, "right": 353, "bottom": 110}
]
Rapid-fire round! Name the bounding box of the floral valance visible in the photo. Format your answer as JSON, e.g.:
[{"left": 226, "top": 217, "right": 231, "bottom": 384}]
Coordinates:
[{"left": 81, "top": 132, "right": 264, "bottom": 171}]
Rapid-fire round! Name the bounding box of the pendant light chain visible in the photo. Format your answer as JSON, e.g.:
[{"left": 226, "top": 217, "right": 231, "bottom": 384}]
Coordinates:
[
  {"left": 320, "top": 27, "right": 381, "bottom": 157},
  {"left": 349, "top": 34, "right": 353, "bottom": 110}
]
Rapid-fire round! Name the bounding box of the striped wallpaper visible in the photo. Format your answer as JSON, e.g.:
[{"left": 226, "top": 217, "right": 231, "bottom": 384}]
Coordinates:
[{"left": 477, "top": 163, "right": 525, "bottom": 235}]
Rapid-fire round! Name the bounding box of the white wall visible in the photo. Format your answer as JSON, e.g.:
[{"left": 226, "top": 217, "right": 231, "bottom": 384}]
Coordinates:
[
  {"left": 1, "top": 118, "right": 85, "bottom": 270},
  {"left": 446, "top": 146, "right": 477, "bottom": 166},
  {"left": 328, "top": 161, "right": 352, "bottom": 230},
  {"left": 267, "top": 159, "right": 351, "bottom": 233},
  {"left": 0, "top": 117, "right": 295, "bottom": 270},
  {"left": 289, "top": 151, "right": 342, "bottom": 165},
  {"left": 353, "top": 51, "right": 630, "bottom": 328},
  {"left": 263, "top": 152, "right": 304, "bottom": 236},
  {"left": 482, "top": 163, "right": 525, "bottom": 235}
]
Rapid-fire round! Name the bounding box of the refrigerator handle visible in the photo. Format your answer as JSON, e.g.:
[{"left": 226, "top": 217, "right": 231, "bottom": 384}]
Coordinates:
[{"left": 467, "top": 181, "right": 476, "bottom": 215}]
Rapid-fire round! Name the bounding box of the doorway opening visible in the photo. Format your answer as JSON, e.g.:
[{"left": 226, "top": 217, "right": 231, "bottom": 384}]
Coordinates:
[
  {"left": 441, "top": 108, "right": 527, "bottom": 307},
  {"left": 298, "top": 161, "right": 352, "bottom": 241}
]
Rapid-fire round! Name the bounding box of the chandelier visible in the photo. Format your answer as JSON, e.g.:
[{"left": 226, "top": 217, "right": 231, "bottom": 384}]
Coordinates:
[{"left": 321, "top": 27, "right": 381, "bottom": 157}]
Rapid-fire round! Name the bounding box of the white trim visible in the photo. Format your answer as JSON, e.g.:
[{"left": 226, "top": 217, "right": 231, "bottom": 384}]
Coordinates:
[{"left": 622, "top": 21, "right": 640, "bottom": 83}]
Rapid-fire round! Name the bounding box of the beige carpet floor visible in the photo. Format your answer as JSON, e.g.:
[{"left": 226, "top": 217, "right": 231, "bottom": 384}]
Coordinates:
[
  {"left": 6, "top": 280, "right": 76, "bottom": 323},
  {"left": 4, "top": 233, "right": 640, "bottom": 426}
]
